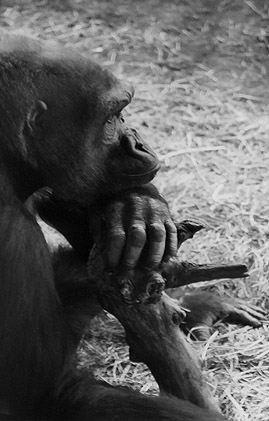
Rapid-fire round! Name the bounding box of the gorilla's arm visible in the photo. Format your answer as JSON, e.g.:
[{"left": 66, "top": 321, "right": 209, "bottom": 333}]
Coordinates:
[
  {"left": 29, "top": 183, "right": 178, "bottom": 269},
  {"left": 27, "top": 188, "right": 92, "bottom": 259}
]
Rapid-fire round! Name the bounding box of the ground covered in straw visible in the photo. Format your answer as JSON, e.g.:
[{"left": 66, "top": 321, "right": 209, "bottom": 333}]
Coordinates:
[{"left": 1, "top": 0, "right": 269, "bottom": 419}]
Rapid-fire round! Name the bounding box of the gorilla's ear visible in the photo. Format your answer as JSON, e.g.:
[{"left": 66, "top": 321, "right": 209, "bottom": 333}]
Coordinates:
[{"left": 26, "top": 100, "right": 48, "bottom": 134}]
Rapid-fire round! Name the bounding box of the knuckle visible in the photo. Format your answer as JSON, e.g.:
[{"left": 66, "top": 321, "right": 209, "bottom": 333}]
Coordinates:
[
  {"left": 107, "top": 229, "right": 126, "bottom": 242},
  {"left": 129, "top": 193, "right": 144, "bottom": 207},
  {"left": 130, "top": 223, "right": 146, "bottom": 236},
  {"left": 165, "top": 220, "right": 177, "bottom": 234},
  {"left": 133, "top": 195, "right": 144, "bottom": 205},
  {"left": 129, "top": 229, "right": 146, "bottom": 248},
  {"left": 105, "top": 200, "right": 124, "bottom": 216},
  {"left": 148, "top": 198, "right": 160, "bottom": 212},
  {"left": 149, "top": 222, "right": 166, "bottom": 241},
  {"left": 130, "top": 222, "right": 145, "bottom": 232}
]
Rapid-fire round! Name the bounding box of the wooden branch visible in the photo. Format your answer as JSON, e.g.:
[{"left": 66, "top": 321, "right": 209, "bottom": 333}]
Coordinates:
[
  {"left": 175, "top": 219, "right": 204, "bottom": 248},
  {"left": 87, "top": 247, "right": 220, "bottom": 413},
  {"left": 162, "top": 259, "right": 249, "bottom": 288},
  {"left": 171, "top": 219, "right": 248, "bottom": 287}
]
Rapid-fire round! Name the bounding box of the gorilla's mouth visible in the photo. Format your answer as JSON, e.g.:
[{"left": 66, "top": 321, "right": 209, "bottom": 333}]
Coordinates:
[{"left": 122, "top": 162, "right": 160, "bottom": 179}]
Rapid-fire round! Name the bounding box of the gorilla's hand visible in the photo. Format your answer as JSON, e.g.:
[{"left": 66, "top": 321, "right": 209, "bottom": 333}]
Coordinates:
[{"left": 92, "top": 184, "right": 178, "bottom": 270}]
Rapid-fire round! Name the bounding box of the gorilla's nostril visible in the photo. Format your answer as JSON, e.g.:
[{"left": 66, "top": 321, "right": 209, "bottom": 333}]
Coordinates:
[
  {"left": 120, "top": 130, "right": 151, "bottom": 157},
  {"left": 135, "top": 140, "right": 148, "bottom": 152}
]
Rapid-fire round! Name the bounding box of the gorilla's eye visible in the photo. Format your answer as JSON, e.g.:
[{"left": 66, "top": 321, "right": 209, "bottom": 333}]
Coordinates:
[
  {"left": 115, "top": 111, "right": 125, "bottom": 123},
  {"left": 106, "top": 112, "right": 124, "bottom": 125},
  {"left": 106, "top": 116, "right": 115, "bottom": 125}
]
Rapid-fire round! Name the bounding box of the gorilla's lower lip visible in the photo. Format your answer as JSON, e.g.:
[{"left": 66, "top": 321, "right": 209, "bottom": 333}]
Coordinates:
[{"left": 122, "top": 163, "right": 160, "bottom": 178}]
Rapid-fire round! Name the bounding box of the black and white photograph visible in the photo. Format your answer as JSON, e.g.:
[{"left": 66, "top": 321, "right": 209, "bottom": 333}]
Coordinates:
[{"left": 0, "top": 1, "right": 268, "bottom": 420}]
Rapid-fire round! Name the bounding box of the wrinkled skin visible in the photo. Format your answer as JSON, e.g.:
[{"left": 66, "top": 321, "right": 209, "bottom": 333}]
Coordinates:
[{"left": 167, "top": 289, "right": 266, "bottom": 341}]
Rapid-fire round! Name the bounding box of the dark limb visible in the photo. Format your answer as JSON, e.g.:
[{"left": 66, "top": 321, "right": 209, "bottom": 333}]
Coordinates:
[
  {"left": 29, "top": 184, "right": 179, "bottom": 269},
  {"left": 166, "top": 289, "right": 267, "bottom": 341},
  {"left": 26, "top": 189, "right": 92, "bottom": 259},
  {"left": 56, "top": 369, "right": 224, "bottom": 421},
  {"left": 52, "top": 247, "right": 102, "bottom": 345},
  {"left": 0, "top": 190, "right": 72, "bottom": 419}
]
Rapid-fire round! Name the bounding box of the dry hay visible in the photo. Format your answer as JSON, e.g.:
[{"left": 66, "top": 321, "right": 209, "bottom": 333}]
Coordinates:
[{"left": 2, "top": 0, "right": 269, "bottom": 419}]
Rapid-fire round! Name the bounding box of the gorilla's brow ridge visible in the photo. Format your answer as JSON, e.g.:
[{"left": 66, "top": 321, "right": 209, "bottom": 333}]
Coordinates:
[{"left": 107, "top": 87, "right": 134, "bottom": 116}]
